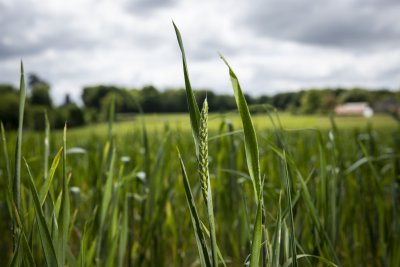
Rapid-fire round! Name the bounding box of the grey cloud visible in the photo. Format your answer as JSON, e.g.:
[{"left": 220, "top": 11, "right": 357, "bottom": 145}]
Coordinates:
[
  {"left": 190, "top": 37, "right": 239, "bottom": 61},
  {"left": 364, "top": 0, "right": 400, "bottom": 7},
  {"left": 0, "top": 31, "right": 98, "bottom": 60},
  {"left": 0, "top": 4, "right": 101, "bottom": 59},
  {"left": 376, "top": 65, "right": 400, "bottom": 82},
  {"left": 250, "top": 61, "right": 393, "bottom": 94},
  {"left": 241, "top": 0, "right": 400, "bottom": 49},
  {"left": 0, "top": 42, "right": 42, "bottom": 60},
  {"left": 1, "top": 0, "right": 400, "bottom": 103},
  {"left": 125, "top": 0, "right": 177, "bottom": 14}
]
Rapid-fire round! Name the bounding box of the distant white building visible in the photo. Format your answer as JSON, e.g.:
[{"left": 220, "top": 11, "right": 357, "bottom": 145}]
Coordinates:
[{"left": 335, "top": 102, "right": 374, "bottom": 117}]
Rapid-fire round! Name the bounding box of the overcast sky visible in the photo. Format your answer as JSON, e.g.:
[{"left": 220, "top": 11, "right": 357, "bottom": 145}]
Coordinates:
[{"left": 1, "top": 0, "right": 400, "bottom": 104}]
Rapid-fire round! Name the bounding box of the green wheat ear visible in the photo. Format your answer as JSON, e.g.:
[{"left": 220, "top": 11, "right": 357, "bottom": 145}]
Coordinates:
[{"left": 199, "top": 98, "right": 209, "bottom": 201}]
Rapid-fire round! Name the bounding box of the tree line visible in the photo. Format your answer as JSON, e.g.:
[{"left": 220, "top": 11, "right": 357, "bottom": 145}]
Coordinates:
[
  {"left": 0, "top": 74, "right": 84, "bottom": 130},
  {"left": 1, "top": 73, "right": 399, "bottom": 129}
]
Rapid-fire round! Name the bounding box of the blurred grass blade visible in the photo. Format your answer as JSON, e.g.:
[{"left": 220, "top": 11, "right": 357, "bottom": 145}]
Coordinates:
[
  {"left": 21, "top": 232, "right": 36, "bottom": 267},
  {"left": 58, "top": 124, "right": 70, "bottom": 266},
  {"left": 40, "top": 147, "right": 63, "bottom": 205},
  {"left": 249, "top": 186, "right": 263, "bottom": 267},
  {"left": 79, "top": 226, "right": 87, "bottom": 267},
  {"left": 97, "top": 146, "right": 116, "bottom": 263},
  {"left": 296, "top": 170, "right": 340, "bottom": 264},
  {"left": 173, "top": 22, "right": 201, "bottom": 155},
  {"left": 272, "top": 191, "right": 283, "bottom": 267},
  {"left": 317, "top": 131, "right": 327, "bottom": 222},
  {"left": 24, "top": 158, "right": 59, "bottom": 267},
  {"left": 9, "top": 233, "right": 22, "bottom": 267},
  {"left": 208, "top": 129, "right": 243, "bottom": 141},
  {"left": 44, "top": 110, "right": 50, "bottom": 180},
  {"left": 282, "top": 254, "right": 338, "bottom": 267},
  {"left": 13, "top": 61, "right": 26, "bottom": 248},
  {"left": 100, "top": 147, "right": 116, "bottom": 228},
  {"left": 108, "top": 93, "right": 115, "bottom": 142},
  {"left": 200, "top": 222, "right": 227, "bottom": 267},
  {"left": 1, "top": 122, "right": 12, "bottom": 190},
  {"left": 118, "top": 197, "right": 129, "bottom": 267},
  {"left": 220, "top": 55, "right": 261, "bottom": 199},
  {"left": 105, "top": 236, "right": 118, "bottom": 267},
  {"left": 178, "top": 149, "right": 211, "bottom": 267},
  {"left": 9, "top": 194, "right": 23, "bottom": 230},
  {"left": 282, "top": 151, "right": 298, "bottom": 267},
  {"left": 66, "top": 245, "right": 78, "bottom": 267}
]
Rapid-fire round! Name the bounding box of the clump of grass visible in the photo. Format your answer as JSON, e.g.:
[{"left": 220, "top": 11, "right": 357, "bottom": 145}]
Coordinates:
[
  {"left": 174, "top": 22, "right": 342, "bottom": 267},
  {"left": 174, "top": 22, "right": 265, "bottom": 267}
]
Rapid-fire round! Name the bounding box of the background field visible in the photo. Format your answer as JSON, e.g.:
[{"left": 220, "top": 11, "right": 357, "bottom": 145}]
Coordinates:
[
  {"left": 1, "top": 110, "right": 399, "bottom": 266},
  {"left": 68, "top": 113, "right": 397, "bottom": 137}
]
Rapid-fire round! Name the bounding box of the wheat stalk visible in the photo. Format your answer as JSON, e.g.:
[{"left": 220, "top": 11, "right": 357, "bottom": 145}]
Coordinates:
[{"left": 199, "top": 98, "right": 209, "bottom": 201}]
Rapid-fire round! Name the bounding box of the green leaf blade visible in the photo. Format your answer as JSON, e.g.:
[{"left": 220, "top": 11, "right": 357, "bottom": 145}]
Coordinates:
[
  {"left": 58, "top": 124, "right": 70, "bottom": 266},
  {"left": 220, "top": 55, "right": 261, "bottom": 199},
  {"left": 173, "top": 21, "right": 201, "bottom": 155},
  {"left": 178, "top": 149, "right": 212, "bottom": 267},
  {"left": 24, "top": 158, "right": 59, "bottom": 267},
  {"left": 249, "top": 190, "right": 263, "bottom": 267}
]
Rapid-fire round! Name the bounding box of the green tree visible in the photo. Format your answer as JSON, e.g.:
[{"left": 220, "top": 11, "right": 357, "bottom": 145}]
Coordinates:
[
  {"left": 339, "top": 88, "right": 371, "bottom": 104},
  {"left": 0, "top": 84, "right": 15, "bottom": 94},
  {"left": 28, "top": 73, "right": 52, "bottom": 107},
  {"left": 64, "top": 94, "right": 72, "bottom": 105},
  {"left": 320, "top": 92, "right": 337, "bottom": 114},
  {"left": 0, "top": 91, "right": 20, "bottom": 128},
  {"left": 82, "top": 85, "right": 118, "bottom": 109},
  {"left": 195, "top": 90, "right": 216, "bottom": 111},
  {"left": 213, "top": 94, "right": 236, "bottom": 111},
  {"left": 100, "top": 92, "right": 123, "bottom": 120},
  {"left": 28, "top": 73, "right": 46, "bottom": 88},
  {"left": 140, "top": 85, "right": 160, "bottom": 112},
  {"left": 31, "top": 83, "right": 52, "bottom": 107},
  {"left": 160, "top": 89, "right": 187, "bottom": 112},
  {"left": 272, "top": 91, "right": 303, "bottom": 110},
  {"left": 54, "top": 104, "right": 85, "bottom": 128},
  {"left": 118, "top": 89, "right": 138, "bottom": 112},
  {"left": 300, "top": 90, "right": 322, "bottom": 114},
  {"left": 257, "top": 95, "right": 271, "bottom": 105},
  {"left": 27, "top": 106, "right": 47, "bottom": 130}
]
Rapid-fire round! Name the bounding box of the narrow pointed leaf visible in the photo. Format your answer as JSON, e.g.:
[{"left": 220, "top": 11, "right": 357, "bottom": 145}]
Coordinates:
[
  {"left": 272, "top": 192, "right": 283, "bottom": 267},
  {"left": 178, "top": 150, "right": 211, "bottom": 267},
  {"left": 44, "top": 110, "right": 50, "bottom": 180},
  {"left": 21, "top": 232, "right": 37, "bottom": 267},
  {"left": 13, "top": 61, "right": 26, "bottom": 246},
  {"left": 118, "top": 197, "right": 129, "bottom": 267},
  {"left": 58, "top": 124, "right": 70, "bottom": 266},
  {"left": 282, "top": 254, "right": 338, "bottom": 267},
  {"left": 40, "top": 147, "right": 63, "bottom": 205},
  {"left": 296, "top": 170, "right": 340, "bottom": 264},
  {"left": 249, "top": 189, "right": 263, "bottom": 267},
  {"left": 1, "top": 122, "right": 12, "bottom": 190},
  {"left": 282, "top": 151, "right": 298, "bottom": 267},
  {"left": 24, "top": 158, "right": 59, "bottom": 267},
  {"left": 173, "top": 22, "right": 201, "bottom": 155},
  {"left": 220, "top": 55, "right": 261, "bottom": 199},
  {"left": 100, "top": 147, "right": 116, "bottom": 228}
]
